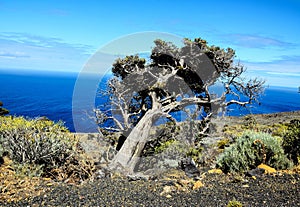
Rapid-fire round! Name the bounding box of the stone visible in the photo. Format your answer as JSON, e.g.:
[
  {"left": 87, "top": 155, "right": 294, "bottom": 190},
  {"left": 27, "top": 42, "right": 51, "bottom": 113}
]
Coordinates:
[
  {"left": 180, "top": 157, "right": 200, "bottom": 179},
  {"left": 2, "top": 156, "right": 12, "bottom": 166},
  {"left": 160, "top": 185, "right": 177, "bottom": 196},
  {"left": 95, "top": 168, "right": 111, "bottom": 179},
  {"left": 246, "top": 168, "right": 265, "bottom": 177},
  {"left": 178, "top": 179, "right": 190, "bottom": 186},
  {"left": 208, "top": 169, "right": 223, "bottom": 174},
  {"left": 257, "top": 164, "right": 276, "bottom": 174},
  {"left": 192, "top": 180, "right": 204, "bottom": 190},
  {"left": 163, "top": 159, "right": 179, "bottom": 168}
]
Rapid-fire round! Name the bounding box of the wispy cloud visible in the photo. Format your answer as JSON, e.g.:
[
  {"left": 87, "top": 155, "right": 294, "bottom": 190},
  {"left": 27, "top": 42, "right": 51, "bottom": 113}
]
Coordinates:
[
  {"left": 266, "top": 72, "right": 300, "bottom": 77},
  {"left": 0, "top": 32, "right": 95, "bottom": 71},
  {"left": 269, "top": 55, "right": 300, "bottom": 64},
  {"left": 241, "top": 55, "right": 300, "bottom": 87},
  {"left": 243, "top": 55, "right": 300, "bottom": 73},
  {"left": 0, "top": 32, "right": 92, "bottom": 51},
  {"left": 0, "top": 51, "right": 30, "bottom": 58},
  {"left": 222, "top": 34, "right": 295, "bottom": 49}
]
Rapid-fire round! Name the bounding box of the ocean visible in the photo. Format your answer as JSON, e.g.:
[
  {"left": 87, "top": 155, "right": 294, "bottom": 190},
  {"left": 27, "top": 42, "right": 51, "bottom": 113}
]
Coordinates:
[{"left": 0, "top": 69, "right": 299, "bottom": 132}]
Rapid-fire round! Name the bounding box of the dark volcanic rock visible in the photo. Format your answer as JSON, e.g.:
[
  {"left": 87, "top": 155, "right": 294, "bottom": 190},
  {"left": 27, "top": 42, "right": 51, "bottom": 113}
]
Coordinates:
[
  {"left": 246, "top": 168, "right": 266, "bottom": 177},
  {"left": 180, "top": 157, "right": 200, "bottom": 179},
  {"left": 2, "top": 173, "right": 299, "bottom": 207}
]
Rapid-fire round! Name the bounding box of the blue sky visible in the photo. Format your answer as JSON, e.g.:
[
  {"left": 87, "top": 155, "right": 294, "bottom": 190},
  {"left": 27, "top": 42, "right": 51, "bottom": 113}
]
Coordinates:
[{"left": 0, "top": 0, "right": 299, "bottom": 87}]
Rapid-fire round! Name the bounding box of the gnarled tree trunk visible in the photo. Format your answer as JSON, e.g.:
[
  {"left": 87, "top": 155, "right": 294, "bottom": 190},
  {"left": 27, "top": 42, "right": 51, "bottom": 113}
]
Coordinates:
[{"left": 108, "top": 108, "right": 161, "bottom": 174}]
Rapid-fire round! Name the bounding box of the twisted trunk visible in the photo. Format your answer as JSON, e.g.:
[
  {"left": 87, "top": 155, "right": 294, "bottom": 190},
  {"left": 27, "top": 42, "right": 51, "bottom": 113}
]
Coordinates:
[{"left": 109, "top": 92, "right": 162, "bottom": 174}]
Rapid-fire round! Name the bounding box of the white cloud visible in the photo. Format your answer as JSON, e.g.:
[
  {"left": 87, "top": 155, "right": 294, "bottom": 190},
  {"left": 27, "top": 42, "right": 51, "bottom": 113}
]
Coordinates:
[
  {"left": 0, "top": 51, "right": 30, "bottom": 58},
  {"left": 0, "top": 32, "right": 95, "bottom": 72},
  {"left": 241, "top": 56, "right": 300, "bottom": 87},
  {"left": 266, "top": 72, "right": 300, "bottom": 77},
  {"left": 243, "top": 55, "right": 300, "bottom": 74},
  {"left": 221, "top": 33, "right": 295, "bottom": 49}
]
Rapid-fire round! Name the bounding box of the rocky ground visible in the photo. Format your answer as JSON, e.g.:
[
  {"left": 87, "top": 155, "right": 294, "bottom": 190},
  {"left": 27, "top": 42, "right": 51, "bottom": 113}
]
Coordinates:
[
  {"left": 1, "top": 111, "right": 300, "bottom": 206},
  {"left": 210, "top": 110, "right": 300, "bottom": 137},
  {"left": 214, "top": 110, "right": 300, "bottom": 128},
  {"left": 1, "top": 171, "right": 300, "bottom": 207}
]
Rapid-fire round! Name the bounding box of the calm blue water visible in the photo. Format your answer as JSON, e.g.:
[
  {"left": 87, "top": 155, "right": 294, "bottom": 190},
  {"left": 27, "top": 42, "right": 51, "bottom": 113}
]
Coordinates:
[
  {"left": 0, "top": 69, "right": 78, "bottom": 131},
  {"left": 0, "top": 69, "right": 299, "bottom": 132}
]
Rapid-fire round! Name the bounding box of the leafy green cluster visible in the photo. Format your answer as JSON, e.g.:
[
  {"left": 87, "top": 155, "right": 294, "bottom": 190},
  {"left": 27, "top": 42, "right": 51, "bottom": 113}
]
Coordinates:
[
  {"left": 11, "top": 162, "right": 44, "bottom": 178},
  {"left": 142, "top": 120, "right": 204, "bottom": 160},
  {"left": 0, "top": 116, "right": 77, "bottom": 174},
  {"left": 142, "top": 122, "right": 180, "bottom": 157},
  {"left": 282, "top": 119, "right": 300, "bottom": 165},
  {"left": 216, "top": 131, "right": 292, "bottom": 173}
]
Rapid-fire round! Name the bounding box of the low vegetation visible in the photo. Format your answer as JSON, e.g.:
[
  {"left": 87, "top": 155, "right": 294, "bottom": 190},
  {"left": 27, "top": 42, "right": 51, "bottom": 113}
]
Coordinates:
[
  {"left": 216, "top": 130, "right": 293, "bottom": 173},
  {"left": 0, "top": 117, "right": 74, "bottom": 166},
  {"left": 1, "top": 108, "right": 300, "bottom": 203},
  {"left": 221, "top": 116, "right": 300, "bottom": 172},
  {"left": 282, "top": 119, "right": 300, "bottom": 165},
  {"left": 0, "top": 116, "right": 95, "bottom": 182}
]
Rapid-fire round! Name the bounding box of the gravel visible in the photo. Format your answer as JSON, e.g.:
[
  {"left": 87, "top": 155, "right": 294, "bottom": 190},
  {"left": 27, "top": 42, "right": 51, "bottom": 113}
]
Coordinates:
[{"left": 2, "top": 173, "right": 299, "bottom": 207}]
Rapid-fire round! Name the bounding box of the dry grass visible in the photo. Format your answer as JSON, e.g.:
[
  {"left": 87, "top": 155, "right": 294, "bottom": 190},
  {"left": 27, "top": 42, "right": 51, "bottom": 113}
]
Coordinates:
[{"left": 0, "top": 157, "right": 55, "bottom": 202}]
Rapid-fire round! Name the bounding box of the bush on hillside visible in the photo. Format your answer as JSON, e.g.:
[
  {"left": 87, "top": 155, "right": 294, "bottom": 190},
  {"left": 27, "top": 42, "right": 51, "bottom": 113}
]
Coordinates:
[
  {"left": 0, "top": 116, "right": 96, "bottom": 183},
  {"left": 0, "top": 116, "right": 77, "bottom": 174},
  {"left": 282, "top": 119, "right": 300, "bottom": 165},
  {"left": 216, "top": 131, "right": 292, "bottom": 173}
]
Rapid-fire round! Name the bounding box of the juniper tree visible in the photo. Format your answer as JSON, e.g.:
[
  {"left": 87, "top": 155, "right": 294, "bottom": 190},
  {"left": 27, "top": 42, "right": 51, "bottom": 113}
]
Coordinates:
[{"left": 95, "top": 38, "right": 264, "bottom": 174}]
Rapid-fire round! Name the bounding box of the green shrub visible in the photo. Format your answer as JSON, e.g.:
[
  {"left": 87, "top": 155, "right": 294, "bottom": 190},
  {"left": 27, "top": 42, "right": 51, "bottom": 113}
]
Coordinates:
[
  {"left": 12, "top": 162, "right": 44, "bottom": 178},
  {"left": 243, "top": 115, "right": 257, "bottom": 129},
  {"left": 186, "top": 146, "right": 203, "bottom": 161},
  {"left": 282, "top": 119, "right": 300, "bottom": 165},
  {"left": 216, "top": 131, "right": 292, "bottom": 173},
  {"left": 142, "top": 120, "right": 204, "bottom": 160},
  {"left": 0, "top": 116, "right": 77, "bottom": 173},
  {"left": 217, "top": 138, "right": 231, "bottom": 149},
  {"left": 272, "top": 123, "right": 289, "bottom": 137},
  {"left": 0, "top": 116, "right": 96, "bottom": 183}
]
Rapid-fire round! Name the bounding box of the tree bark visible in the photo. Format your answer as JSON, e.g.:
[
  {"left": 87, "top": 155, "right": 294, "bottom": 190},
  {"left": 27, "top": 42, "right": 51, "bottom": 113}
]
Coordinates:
[{"left": 108, "top": 108, "right": 161, "bottom": 174}]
